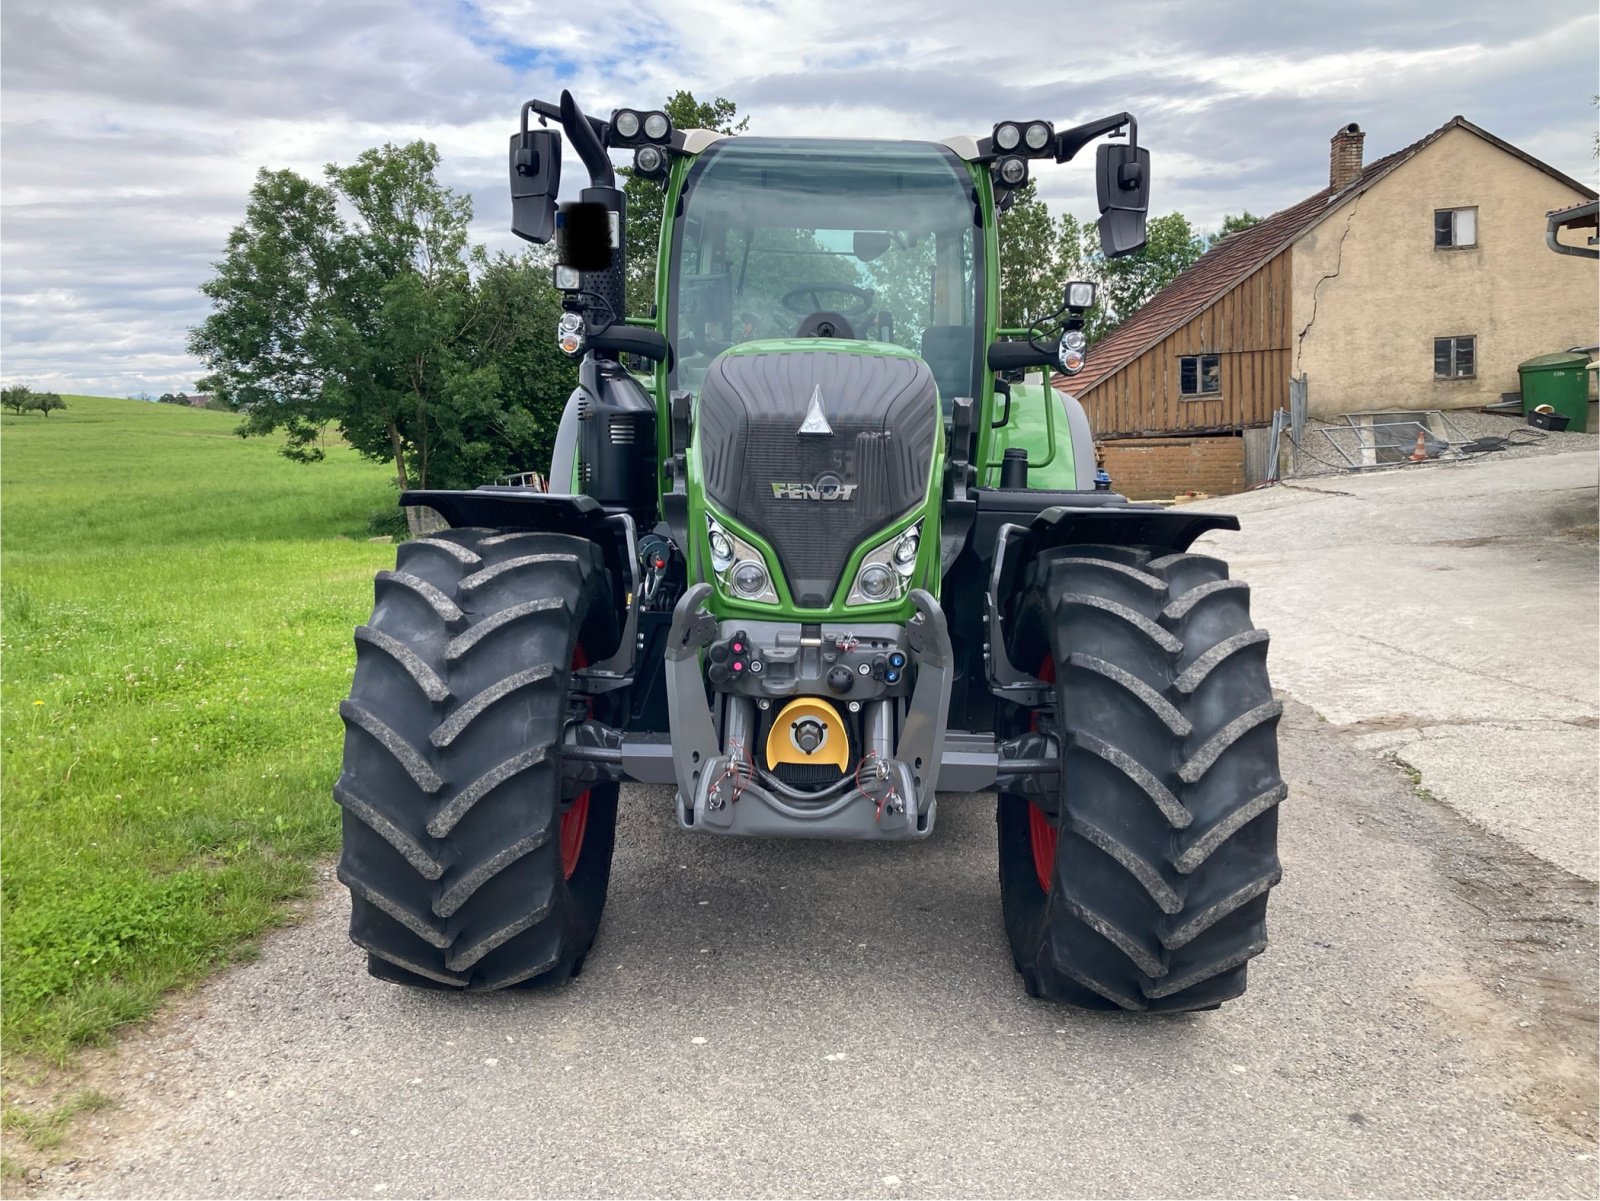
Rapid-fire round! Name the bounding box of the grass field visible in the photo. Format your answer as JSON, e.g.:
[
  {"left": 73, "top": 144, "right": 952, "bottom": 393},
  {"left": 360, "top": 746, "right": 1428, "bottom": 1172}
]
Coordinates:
[{"left": 1, "top": 395, "right": 397, "bottom": 1068}]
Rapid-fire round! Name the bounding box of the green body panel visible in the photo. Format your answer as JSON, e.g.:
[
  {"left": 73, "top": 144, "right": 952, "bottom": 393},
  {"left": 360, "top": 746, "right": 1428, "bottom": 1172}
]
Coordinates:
[{"left": 982, "top": 381, "right": 1077, "bottom": 489}]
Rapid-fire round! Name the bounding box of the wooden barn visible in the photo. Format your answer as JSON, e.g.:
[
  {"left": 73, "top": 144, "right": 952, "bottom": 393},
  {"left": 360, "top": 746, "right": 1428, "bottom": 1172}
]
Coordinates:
[{"left": 1056, "top": 117, "right": 1597, "bottom": 499}]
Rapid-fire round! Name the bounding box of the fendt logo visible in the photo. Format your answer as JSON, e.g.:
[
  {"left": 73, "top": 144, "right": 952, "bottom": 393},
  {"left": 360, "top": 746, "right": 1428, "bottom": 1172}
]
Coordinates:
[{"left": 771, "top": 472, "right": 857, "bottom": 502}]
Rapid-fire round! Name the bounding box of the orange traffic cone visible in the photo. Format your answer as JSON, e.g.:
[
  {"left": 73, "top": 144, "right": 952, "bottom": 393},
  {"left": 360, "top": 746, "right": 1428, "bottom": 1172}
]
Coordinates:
[{"left": 1409, "top": 431, "right": 1428, "bottom": 461}]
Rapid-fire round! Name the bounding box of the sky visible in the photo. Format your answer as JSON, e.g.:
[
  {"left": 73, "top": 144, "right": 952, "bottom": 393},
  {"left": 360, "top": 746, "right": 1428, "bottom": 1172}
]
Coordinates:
[{"left": 2, "top": 0, "right": 1595, "bottom": 398}]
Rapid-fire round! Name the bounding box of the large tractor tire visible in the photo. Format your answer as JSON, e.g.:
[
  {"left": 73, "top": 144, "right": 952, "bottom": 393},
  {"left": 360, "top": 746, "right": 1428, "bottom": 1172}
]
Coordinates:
[
  {"left": 335, "top": 528, "right": 619, "bottom": 990},
  {"left": 999, "top": 545, "right": 1284, "bottom": 1011}
]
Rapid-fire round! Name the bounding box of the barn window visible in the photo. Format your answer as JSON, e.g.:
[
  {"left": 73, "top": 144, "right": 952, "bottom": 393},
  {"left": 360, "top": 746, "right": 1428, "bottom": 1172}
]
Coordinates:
[
  {"left": 1179, "top": 354, "right": 1221, "bottom": 397},
  {"left": 1434, "top": 207, "right": 1477, "bottom": 248},
  {"left": 1433, "top": 336, "right": 1475, "bottom": 379}
]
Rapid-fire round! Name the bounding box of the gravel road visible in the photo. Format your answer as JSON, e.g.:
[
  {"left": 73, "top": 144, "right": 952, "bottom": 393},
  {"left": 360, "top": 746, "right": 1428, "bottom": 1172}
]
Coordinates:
[{"left": 25, "top": 454, "right": 1600, "bottom": 1200}]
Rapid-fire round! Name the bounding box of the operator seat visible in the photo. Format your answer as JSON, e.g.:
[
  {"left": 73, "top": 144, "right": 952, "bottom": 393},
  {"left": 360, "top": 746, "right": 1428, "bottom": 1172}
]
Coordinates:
[{"left": 920, "top": 326, "right": 973, "bottom": 414}]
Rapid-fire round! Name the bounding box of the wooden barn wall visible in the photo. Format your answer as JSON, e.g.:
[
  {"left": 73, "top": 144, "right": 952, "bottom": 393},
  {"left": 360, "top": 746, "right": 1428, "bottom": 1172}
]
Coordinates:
[{"left": 1078, "top": 248, "right": 1294, "bottom": 438}]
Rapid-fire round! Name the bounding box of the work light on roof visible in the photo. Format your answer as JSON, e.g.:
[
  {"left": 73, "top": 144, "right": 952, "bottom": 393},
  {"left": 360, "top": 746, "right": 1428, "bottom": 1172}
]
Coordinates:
[
  {"left": 612, "top": 109, "right": 641, "bottom": 139},
  {"left": 642, "top": 111, "right": 671, "bottom": 141},
  {"left": 1024, "top": 121, "right": 1053, "bottom": 151},
  {"left": 993, "top": 122, "right": 1021, "bottom": 151},
  {"left": 996, "top": 156, "right": 1028, "bottom": 187},
  {"left": 634, "top": 144, "right": 667, "bottom": 178}
]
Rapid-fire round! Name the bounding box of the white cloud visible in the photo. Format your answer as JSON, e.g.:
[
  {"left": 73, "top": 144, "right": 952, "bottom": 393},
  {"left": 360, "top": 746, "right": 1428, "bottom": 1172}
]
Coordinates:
[{"left": 1, "top": 0, "right": 1593, "bottom": 395}]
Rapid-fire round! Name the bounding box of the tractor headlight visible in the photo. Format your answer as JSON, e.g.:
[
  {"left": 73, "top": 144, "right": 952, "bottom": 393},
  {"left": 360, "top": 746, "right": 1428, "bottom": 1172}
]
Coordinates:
[
  {"left": 892, "top": 528, "right": 919, "bottom": 570},
  {"left": 856, "top": 564, "right": 895, "bottom": 601},
  {"left": 643, "top": 111, "right": 671, "bottom": 141},
  {"left": 1059, "top": 345, "right": 1086, "bottom": 375},
  {"left": 1024, "top": 121, "right": 1053, "bottom": 151},
  {"left": 553, "top": 264, "right": 582, "bottom": 291},
  {"left": 613, "top": 109, "right": 641, "bottom": 140},
  {"left": 993, "top": 122, "right": 1021, "bottom": 151},
  {"left": 847, "top": 519, "right": 923, "bottom": 606},
  {"left": 1061, "top": 329, "right": 1087, "bottom": 352},
  {"left": 557, "top": 310, "right": 586, "bottom": 357},
  {"left": 731, "top": 560, "right": 770, "bottom": 599},
  {"left": 707, "top": 515, "right": 778, "bottom": 604},
  {"left": 1065, "top": 280, "right": 1097, "bottom": 310}
]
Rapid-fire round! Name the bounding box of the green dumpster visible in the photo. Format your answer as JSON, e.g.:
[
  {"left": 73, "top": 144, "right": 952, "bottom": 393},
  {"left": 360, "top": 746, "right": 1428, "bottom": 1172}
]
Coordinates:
[{"left": 1519, "top": 351, "right": 1591, "bottom": 432}]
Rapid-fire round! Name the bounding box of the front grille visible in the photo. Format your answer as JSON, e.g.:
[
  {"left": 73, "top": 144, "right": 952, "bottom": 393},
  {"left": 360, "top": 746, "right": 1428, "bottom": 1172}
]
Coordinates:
[{"left": 697, "top": 350, "right": 939, "bottom": 606}]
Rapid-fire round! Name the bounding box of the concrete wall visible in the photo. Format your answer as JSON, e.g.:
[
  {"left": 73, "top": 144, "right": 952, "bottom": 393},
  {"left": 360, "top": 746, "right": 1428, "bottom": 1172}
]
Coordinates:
[
  {"left": 1292, "top": 126, "right": 1598, "bottom": 419},
  {"left": 1099, "top": 435, "right": 1246, "bottom": 500}
]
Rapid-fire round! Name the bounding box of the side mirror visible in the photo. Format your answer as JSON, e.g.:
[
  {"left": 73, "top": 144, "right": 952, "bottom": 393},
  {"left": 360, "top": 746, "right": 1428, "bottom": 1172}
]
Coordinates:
[
  {"left": 509, "top": 129, "right": 561, "bottom": 244},
  {"left": 1096, "top": 143, "right": 1150, "bottom": 258}
]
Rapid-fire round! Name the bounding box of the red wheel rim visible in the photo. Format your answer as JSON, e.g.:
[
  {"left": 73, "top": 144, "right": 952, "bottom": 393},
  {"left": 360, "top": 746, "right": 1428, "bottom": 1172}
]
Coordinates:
[
  {"left": 1028, "top": 656, "right": 1058, "bottom": 894},
  {"left": 560, "top": 791, "right": 590, "bottom": 880},
  {"left": 561, "top": 645, "right": 591, "bottom": 880}
]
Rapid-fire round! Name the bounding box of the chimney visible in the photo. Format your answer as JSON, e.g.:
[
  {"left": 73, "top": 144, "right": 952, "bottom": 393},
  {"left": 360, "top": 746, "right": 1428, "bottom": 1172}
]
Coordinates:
[{"left": 1329, "top": 122, "right": 1365, "bottom": 191}]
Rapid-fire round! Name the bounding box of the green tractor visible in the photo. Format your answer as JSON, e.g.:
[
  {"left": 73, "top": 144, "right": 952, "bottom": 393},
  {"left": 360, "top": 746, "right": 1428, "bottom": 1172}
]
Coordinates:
[{"left": 334, "top": 90, "right": 1285, "bottom": 1010}]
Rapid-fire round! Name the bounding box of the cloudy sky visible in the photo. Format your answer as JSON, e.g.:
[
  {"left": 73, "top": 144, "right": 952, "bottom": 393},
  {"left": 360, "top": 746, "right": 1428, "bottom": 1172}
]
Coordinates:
[{"left": 2, "top": 0, "right": 1595, "bottom": 397}]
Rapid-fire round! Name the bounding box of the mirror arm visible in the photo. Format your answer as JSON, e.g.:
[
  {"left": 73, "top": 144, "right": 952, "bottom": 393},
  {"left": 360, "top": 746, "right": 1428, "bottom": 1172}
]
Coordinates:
[
  {"left": 522, "top": 98, "right": 608, "bottom": 143},
  {"left": 1054, "top": 112, "right": 1137, "bottom": 163}
]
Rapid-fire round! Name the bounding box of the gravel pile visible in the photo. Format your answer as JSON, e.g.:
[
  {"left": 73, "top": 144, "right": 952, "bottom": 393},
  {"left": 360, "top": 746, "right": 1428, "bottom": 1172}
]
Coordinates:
[{"left": 1285, "top": 405, "right": 1598, "bottom": 479}]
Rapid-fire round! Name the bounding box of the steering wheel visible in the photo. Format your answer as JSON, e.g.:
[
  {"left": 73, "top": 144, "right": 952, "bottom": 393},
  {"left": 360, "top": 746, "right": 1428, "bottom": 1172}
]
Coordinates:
[{"left": 781, "top": 283, "right": 875, "bottom": 318}]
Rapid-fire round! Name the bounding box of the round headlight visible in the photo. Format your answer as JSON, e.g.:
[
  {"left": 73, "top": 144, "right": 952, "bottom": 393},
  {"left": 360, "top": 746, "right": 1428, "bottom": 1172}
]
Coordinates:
[
  {"left": 731, "top": 560, "right": 769, "bottom": 599},
  {"left": 1061, "top": 329, "right": 1086, "bottom": 352},
  {"left": 634, "top": 145, "right": 665, "bottom": 176},
  {"left": 643, "top": 111, "right": 670, "bottom": 141},
  {"left": 1024, "top": 121, "right": 1051, "bottom": 151},
  {"left": 613, "top": 110, "right": 641, "bottom": 139},
  {"left": 893, "top": 531, "right": 918, "bottom": 569},
  {"left": 994, "top": 123, "right": 1021, "bottom": 151},
  {"left": 858, "top": 563, "right": 896, "bottom": 601},
  {"left": 708, "top": 529, "right": 734, "bottom": 569},
  {"left": 998, "top": 156, "right": 1027, "bottom": 186},
  {"left": 1060, "top": 347, "right": 1085, "bottom": 375}
]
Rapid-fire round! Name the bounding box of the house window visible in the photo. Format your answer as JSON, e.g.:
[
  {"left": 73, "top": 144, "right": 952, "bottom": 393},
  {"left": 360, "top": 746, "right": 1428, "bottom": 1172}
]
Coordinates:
[
  {"left": 1434, "top": 207, "right": 1477, "bottom": 248},
  {"left": 1179, "top": 354, "right": 1221, "bottom": 397},
  {"left": 1434, "top": 336, "right": 1475, "bottom": 379}
]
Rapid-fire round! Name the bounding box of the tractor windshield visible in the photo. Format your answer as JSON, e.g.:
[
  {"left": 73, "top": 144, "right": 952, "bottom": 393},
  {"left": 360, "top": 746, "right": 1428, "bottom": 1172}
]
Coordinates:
[{"left": 669, "top": 138, "right": 982, "bottom": 406}]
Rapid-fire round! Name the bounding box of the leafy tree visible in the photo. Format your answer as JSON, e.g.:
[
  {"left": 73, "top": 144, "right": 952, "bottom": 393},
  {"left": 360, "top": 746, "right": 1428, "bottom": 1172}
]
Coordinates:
[
  {"left": 3, "top": 385, "right": 34, "bottom": 415},
  {"left": 998, "top": 182, "right": 1086, "bottom": 329},
  {"left": 1079, "top": 211, "right": 1205, "bottom": 340},
  {"left": 31, "top": 392, "right": 65, "bottom": 417},
  {"left": 157, "top": 392, "right": 178, "bottom": 404},
  {"left": 192, "top": 142, "right": 549, "bottom": 528},
  {"left": 1211, "top": 211, "right": 1263, "bottom": 245},
  {"left": 622, "top": 92, "right": 748, "bottom": 315}
]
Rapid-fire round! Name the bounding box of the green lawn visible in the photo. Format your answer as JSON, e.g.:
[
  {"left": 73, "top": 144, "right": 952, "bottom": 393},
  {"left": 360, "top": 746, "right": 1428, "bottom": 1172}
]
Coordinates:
[{"left": 1, "top": 396, "right": 396, "bottom": 1065}]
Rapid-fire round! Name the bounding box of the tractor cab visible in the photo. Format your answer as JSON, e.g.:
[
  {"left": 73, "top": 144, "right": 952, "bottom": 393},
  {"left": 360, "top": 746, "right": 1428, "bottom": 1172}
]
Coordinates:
[{"left": 667, "top": 137, "right": 982, "bottom": 413}]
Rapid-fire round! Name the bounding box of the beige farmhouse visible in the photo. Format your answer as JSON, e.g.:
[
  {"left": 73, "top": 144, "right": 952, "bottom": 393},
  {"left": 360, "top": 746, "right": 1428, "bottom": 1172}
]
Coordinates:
[{"left": 1057, "top": 117, "right": 1598, "bottom": 498}]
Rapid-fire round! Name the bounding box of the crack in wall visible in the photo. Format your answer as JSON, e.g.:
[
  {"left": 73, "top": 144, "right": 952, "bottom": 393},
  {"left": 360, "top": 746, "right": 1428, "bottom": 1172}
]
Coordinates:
[{"left": 1294, "top": 192, "right": 1363, "bottom": 376}]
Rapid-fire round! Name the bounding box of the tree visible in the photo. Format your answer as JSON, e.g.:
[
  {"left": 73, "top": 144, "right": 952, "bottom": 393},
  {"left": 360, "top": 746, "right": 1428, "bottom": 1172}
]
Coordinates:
[
  {"left": 622, "top": 92, "right": 748, "bottom": 315},
  {"left": 997, "top": 182, "right": 1085, "bottom": 329},
  {"left": 3, "top": 385, "right": 34, "bottom": 415},
  {"left": 1079, "top": 211, "right": 1205, "bottom": 340},
  {"left": 1211, "top": 211, "right": 1263, "bottom": 245},
  {"left": 192, "top": 142, "right": 538, "bottom": 529},
  {"left": 30, "top": 391, "right": 65, "bottom": 417}
]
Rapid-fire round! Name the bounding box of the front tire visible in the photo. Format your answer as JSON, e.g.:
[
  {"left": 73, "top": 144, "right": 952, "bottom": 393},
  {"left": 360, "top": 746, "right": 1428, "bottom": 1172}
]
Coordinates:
[
  {"left": 1000, "top": 545, "right": 1284, "bottom": 1011},
  {"left": 335, "top": 528, "right": 619, "bottom": 990}
]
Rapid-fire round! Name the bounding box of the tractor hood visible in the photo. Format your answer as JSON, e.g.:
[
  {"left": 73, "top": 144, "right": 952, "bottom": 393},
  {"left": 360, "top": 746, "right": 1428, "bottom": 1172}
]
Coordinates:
[{"left": 695, "top": 342, "right": 941, "bottom": 608}]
